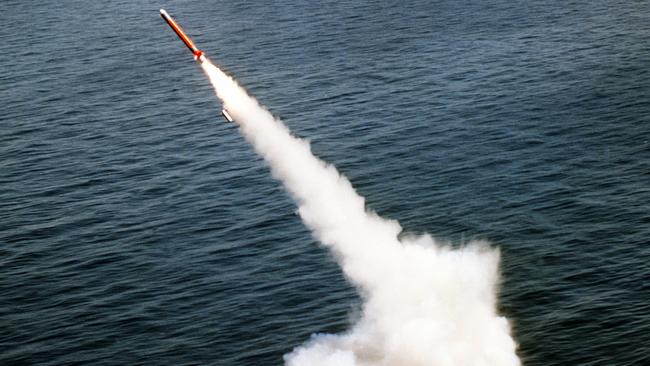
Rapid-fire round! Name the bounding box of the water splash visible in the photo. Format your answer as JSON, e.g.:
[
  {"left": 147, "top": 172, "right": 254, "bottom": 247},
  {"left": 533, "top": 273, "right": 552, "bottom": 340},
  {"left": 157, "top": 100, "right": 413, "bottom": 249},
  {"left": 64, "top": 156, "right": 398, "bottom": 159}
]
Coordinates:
[{"left": 200, "top": 59, "right": 520, "bottom": 366}]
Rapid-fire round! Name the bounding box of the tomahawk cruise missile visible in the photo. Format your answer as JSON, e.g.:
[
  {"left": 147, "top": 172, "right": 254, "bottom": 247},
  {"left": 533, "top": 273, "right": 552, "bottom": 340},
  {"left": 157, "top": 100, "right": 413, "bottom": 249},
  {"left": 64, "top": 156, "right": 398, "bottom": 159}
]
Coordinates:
[
  {"left": 160, "top": 9, "right": 234, "bottom": 123},
  {"left": 160, "top": 9, "right": 206, "bottom": 63}
]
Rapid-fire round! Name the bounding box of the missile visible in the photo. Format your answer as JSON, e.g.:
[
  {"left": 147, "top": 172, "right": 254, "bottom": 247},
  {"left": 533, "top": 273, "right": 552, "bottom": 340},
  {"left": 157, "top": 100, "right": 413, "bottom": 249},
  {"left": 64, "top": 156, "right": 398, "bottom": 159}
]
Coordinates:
[{"left": 160, "top": 9, "right": 206, "bottom": 63}]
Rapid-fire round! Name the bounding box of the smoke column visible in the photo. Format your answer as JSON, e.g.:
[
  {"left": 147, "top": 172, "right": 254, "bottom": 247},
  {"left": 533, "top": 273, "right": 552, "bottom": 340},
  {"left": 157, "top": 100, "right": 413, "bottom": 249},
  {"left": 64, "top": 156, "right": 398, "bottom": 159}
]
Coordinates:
[{"left": 200, "top": 60, "right": 521, "bottom": 366}]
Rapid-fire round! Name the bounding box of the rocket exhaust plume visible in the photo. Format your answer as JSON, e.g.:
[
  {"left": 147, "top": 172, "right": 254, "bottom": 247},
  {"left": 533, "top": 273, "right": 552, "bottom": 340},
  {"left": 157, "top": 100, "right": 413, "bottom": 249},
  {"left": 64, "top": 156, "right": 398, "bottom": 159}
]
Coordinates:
[
  {"left": 199, "top": 59, "right": 521, "bottom": 366},
  {"left": 159, "top": 12, "right": 521, "bottom": 362}
]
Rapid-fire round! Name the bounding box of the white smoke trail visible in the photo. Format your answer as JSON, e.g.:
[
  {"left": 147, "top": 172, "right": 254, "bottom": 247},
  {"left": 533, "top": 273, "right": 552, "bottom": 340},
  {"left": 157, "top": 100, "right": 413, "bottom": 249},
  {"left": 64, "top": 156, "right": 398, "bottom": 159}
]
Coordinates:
[{"left": 200, "top": 60, "right": 521, "bottom": 366}]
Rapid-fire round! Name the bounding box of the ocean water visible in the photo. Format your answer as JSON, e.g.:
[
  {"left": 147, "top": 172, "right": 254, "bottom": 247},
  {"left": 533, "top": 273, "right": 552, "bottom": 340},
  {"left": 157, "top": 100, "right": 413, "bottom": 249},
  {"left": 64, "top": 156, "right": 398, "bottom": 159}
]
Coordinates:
[{"left": 2, "top": 0, "right": 649, "bottom": 365}]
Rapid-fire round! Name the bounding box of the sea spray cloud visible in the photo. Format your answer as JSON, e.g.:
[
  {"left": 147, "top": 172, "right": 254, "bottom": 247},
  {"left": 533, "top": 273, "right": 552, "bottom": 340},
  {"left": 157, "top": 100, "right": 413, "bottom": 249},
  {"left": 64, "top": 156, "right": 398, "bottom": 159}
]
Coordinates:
[{"left": 201, "top": 60, "right": 520, "bottom": 366}]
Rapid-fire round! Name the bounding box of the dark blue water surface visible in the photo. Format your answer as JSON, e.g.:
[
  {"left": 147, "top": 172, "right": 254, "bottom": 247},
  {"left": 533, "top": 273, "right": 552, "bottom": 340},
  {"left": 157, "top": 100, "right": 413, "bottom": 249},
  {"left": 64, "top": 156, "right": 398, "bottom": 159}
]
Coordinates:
[{"left": 2, "top": 0, "right": 649, "bottom": 365}]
